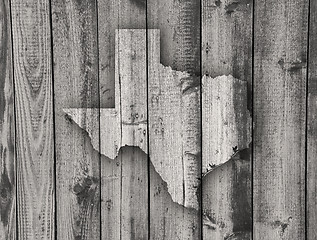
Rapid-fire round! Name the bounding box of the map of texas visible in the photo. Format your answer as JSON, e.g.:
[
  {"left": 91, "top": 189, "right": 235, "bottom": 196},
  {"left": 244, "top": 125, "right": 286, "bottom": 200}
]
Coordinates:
[{"left": 64, "top": 29, "right": 251, "bottom": 210}]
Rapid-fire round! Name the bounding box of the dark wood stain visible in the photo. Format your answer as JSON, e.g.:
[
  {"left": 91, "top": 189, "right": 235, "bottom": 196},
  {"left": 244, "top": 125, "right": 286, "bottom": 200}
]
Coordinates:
[
  {"left": 225, "top": 0, "right": 252, "bottom": 14},
  {"left": 73, "top": 176, "right": 99, "bottom": 205},
  {"left": 130, "top": 0, "right": 146, "bottom": 8},
  {"left": 201, "top": 148, "right": 251, "bottom": 238},
  {"left": 148, "top": 0, "right": 201, "bottom": 75},
  {"left": 231, "top": 149, "right": 251, "bottom": 233},
  {"left": 0, "top": 169, "right": 12, "bottom": 226}
]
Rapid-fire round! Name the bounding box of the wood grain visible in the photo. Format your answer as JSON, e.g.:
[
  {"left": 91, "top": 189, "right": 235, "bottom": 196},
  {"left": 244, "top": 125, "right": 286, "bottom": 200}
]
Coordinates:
[
  {"left": 201, "top": 0, "right": 252, "bottom": 238},
  {"left": 4, "top": 1, "right": 315, "bottom": 238},
  {"left": 147, "top": 0, "right": 201, "bottom": 239},
  {"left": 253, "top": 0, "right": 308, "bottom": 238},
  {"left": 101, "top": 29, "right": 149, "bottom": 240},
  {"left": 147, "top": 29, "right": 201, "bottom": 239},
  {"left": 201, "top": 75, "right": 251, "bottom": 239},
  {"left": 117, "top": 29, "right": 148, "bottom": 240},
  {"left": 202, "top": 149, "right": 251, "bottom": 239},
  {"left": 0, "top": 0, "right": 16, "bottom": 238},
  {"left": 202, "top": 0, "right": 252, "bottom": 84},
  {"left": 51, "top": 0, "right": 101, "bottom": 239},
  {"left": 201, "top": 0, "right": 252, "bottom": 117},
  {"left": 97, "top": 0, "right": 146, "bottom": 108},
  {"left": 147, "top": 0, "right": 200, "bottom": 76},
  {"left": 307, "top": 0, "right": 317, "bottom": 238},
  {"left": 98, "top": 0, "right": 147, "bottom": 235},
  {"left": 202, "top": 75, "right": 251, "bottom": 169},
  {"left": 10, "top": 0, "right": 55, "bottom": 238},
  {"left": 64, "top": 30, "right": 149, "bottom": 239}
]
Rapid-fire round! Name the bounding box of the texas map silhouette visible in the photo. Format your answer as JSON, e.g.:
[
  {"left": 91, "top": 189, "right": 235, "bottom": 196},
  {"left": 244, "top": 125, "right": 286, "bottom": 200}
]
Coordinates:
[{"left": 64, "top": 29, "right": 251, "bottom": 211}]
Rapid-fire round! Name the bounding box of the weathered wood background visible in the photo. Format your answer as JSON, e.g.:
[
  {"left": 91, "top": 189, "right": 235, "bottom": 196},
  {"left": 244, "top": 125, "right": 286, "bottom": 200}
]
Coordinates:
[{"left": 0, "top": 0, "right": 314, "bottom": 239}]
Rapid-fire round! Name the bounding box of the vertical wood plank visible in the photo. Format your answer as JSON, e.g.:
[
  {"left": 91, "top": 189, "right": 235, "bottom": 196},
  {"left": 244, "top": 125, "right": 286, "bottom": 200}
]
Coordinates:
[
  {"left": 51, "top": 0, "right": 101, "bottom": 239},
  {"left": 63, "top": 30, "right": 149, "bottom": 240},
  {"left": 147, "top": 0, "right": 200, "bottom": 76},
  {"left": 202, "top": 0, "right": 252, "bottom": 84},
  {"left": 201, "top": 76, "right": 251, "bottom": 239},
  {"left": 116, "top": 29, "right": 148, "bottom": 240},
  {"left": 202, "top": 149, "right": 251, "bottom": 240},
  {"left": 147, "top": 27, "right": 201, "bottom": 240},
  {"left": 99, "top": 0, "right": 146, "bottom": 236},
  {"left": 202, "top": 75, "right": 251, "bottom": 168},
  {"left": 147, "top": 1, "right": 201, "bottom": 239},
  {"left": 0, "top": 0, "right": 16, "bottom": 238},
  {"left": 254, "top": 0, "right": 308, "bottom": 239},
  {"left": 97, "top": 0, "right": 146, "bottom": 108},
  {"left": 10, "top": 0, "right": 55, "bottom": 238},
  {"left": 307, "top": 0, "right": 317, "bottom": 238},
  {"left": 201, "top": 0, "right": 252, "bottom": 238}
]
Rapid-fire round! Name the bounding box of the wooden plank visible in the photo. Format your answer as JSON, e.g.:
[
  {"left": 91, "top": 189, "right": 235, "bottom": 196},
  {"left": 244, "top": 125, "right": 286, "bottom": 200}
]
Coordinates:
[
  {"left": 202, "top": 0, "right": 252, "bottom": 83},
  {"left": 97, "top": 0, "right": 146, "bottom": 108},
  {"left": 64, "top": 30, "right": 149, "bottom": 240},
  {"left": 307, "top": 0, "right": 317, "bottom": 238},
  {"left": 116, "top": 30, "right": 148, "bottom": 155},
  {"left": 115, "top": 29, "right": 148, "bottom": 240},
  {"left": 51, "top": 0, "right": 100, "bottom": 239},
  {"left": 147, "top": 29, "right": 201, "bottom": 239},
  {"left": 0, "top": 0, "right": 16, "bottom": 238},
  {"left": 97, "top": 0, "right": 147, "bottom": 236},
  {"left": 202, "top": 149, "right": 251, "bottom": 239},
  {"left": 201, "top": 75, "right": 251, "bottom": 239},
  {"left": 147, "top": 1, "right": 201, "bottom": 239},
  {"left": 62, "top": 108, "right": 120, "bottom": 240},
  {"left": 201, "top": 0, "right": 252, "bottom": 238},
  {"left": 202, "top": 75, "right": 251, "bottom": 168},
  {"left": 10, "top": 0, "right": 55, "bottom": 238},
  {"left": 253, "top": 0, "right": 308, "bottom": 238},
  {"left": 147, "top": 0, "right": 200, "bottom": 75}
]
